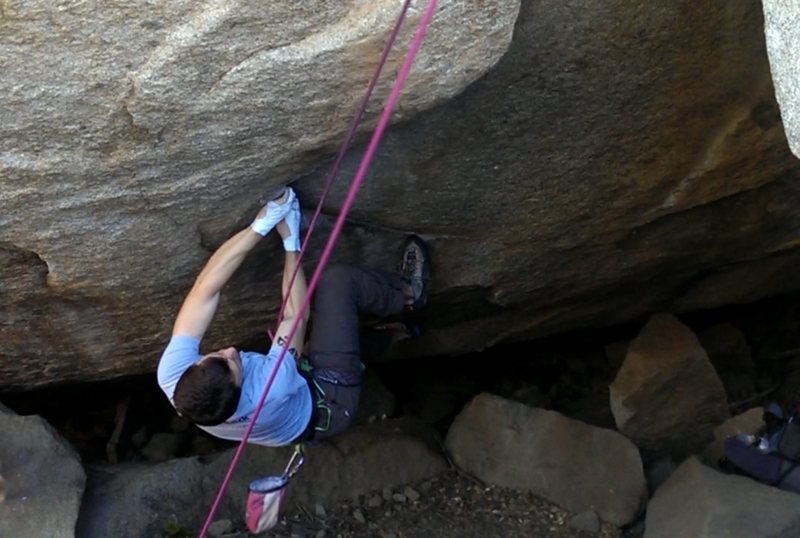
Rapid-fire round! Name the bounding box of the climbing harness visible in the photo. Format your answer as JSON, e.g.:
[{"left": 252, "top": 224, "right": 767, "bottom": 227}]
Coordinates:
[
  {"left": 297, "top": 357, "right": 334, "bottom": 439},
  {"left": 197, "top": 1, "right": 439, "bottom": 536}
]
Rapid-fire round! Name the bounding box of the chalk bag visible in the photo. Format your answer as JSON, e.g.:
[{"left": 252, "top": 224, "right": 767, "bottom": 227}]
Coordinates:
[{"left": 245, "top": 444, "right": 305, "bottom": 534}]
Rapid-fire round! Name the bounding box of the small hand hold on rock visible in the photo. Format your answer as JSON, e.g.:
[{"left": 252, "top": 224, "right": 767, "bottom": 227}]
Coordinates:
[
  {"left": 403, "top": 486, "right": 420, "bottom": 502},
  {"left": 353, "top": 509, "right": 366, "bottom": 524},
  {"left": 207, "top": 519, "right": 232, "bottom": 538}
]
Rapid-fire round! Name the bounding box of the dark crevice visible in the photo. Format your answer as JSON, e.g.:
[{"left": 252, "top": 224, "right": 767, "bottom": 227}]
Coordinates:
[
  {"left": 617, "top": 167, "right": 800, "bottom": 253},
  {"left": 4, "top": 292, "right": 800, "bottom": 466},
  {"left": 0, "top": 241, "right": 51, "bottom": 291}
]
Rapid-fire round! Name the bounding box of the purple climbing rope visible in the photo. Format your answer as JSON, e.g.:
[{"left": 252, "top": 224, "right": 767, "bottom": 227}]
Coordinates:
[
  {"left": 275, "top": 0, "right": 414, "bottom": 326},
  {"left": 197, "top": 2, "right": 438, "bottom": 537}
]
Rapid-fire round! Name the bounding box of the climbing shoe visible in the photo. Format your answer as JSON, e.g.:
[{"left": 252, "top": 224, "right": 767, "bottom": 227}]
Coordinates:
[{"left": 400, "top": 235, "right": 430, "bottom": 311}]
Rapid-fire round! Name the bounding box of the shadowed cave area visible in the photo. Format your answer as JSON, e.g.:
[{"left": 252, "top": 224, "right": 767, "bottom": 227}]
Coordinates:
[{"left": 4, "top": 292, "right": 800, "bottom": 466}]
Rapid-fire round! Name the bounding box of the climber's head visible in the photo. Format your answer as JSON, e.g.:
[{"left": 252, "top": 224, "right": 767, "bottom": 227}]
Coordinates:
[{"left": 173, "top": 347, "right": 243, "bottom": 426}]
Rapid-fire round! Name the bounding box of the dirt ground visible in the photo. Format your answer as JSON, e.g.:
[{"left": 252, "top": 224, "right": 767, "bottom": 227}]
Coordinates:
[{"left": 202, "top": 469, "right": 643, "bottom": 538}]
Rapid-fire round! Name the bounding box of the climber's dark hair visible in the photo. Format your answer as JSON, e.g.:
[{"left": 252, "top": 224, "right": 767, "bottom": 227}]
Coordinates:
[{"left": 173, "top": 356, "right": 241, "bottom": 426}]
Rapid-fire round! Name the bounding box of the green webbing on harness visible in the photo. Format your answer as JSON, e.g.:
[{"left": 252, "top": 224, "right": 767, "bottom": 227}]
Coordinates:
[
  {"left": 298, "top": 357, "right": 332, "bottom": 434},
  {"left": 298, "top": 357, "right": 313, "bottom": 374}
]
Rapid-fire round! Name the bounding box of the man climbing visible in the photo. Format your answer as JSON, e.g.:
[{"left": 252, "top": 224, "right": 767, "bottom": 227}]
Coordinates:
[{"left": 157, "top": 187, "right": 430, "bottom": 446}]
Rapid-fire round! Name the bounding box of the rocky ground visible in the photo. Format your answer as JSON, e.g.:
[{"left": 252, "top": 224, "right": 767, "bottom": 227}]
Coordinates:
[
  {"left": 7, "top": 297, "right": 800, "bottom": 537},
  {"left": 196, "top": 470, "right": 636, "bottom": 538}
]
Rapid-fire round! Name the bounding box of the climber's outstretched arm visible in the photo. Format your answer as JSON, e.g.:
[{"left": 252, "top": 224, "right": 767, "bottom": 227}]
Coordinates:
[{"left": 172, "top": 189, "right": 296, "bottom": 340}]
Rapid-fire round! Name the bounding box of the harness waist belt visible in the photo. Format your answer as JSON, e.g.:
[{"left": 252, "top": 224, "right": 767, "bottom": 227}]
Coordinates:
[{"left": 291, "top": 375, "right": 320, "bottom": 444}]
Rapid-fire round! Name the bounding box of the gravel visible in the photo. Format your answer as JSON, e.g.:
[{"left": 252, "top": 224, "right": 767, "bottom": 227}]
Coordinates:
[{"left": 234, "top": 469, "right": 640, "bottom": 538}]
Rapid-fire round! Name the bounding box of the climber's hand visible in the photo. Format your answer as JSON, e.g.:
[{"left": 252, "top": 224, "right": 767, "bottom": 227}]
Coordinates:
[{"left": 250, "top": 187, "right": 295, "bottom": 236}]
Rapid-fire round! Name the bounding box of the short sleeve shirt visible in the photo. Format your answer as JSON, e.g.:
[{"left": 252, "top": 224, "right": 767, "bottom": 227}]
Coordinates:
[{"left": 157, "top": 335, "right": 312, "bottom": 447}]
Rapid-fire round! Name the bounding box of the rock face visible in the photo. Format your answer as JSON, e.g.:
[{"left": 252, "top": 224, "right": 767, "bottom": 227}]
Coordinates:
[
  {"left": 644, "top": 457, "right": 800, "bottom": 538},
  {"left": 0, "top": 0, "right": 520, "bottom": 389},
  {"left": 698, "top": 324, "right": 754, "bottom": 373},
  {"left": 609, "top": 314, "right": 730, "bottom": 456},
  {"left": 0, "top": 404, "right": 86, "bottom": 538},
  {"left": 3, "top": 1, "right": 800, "bottom": 389},
  {"left": 445, "top": 393, "right": 647, "bottom": 526},
  {"left": 763, "top": 1, "right": 800, "bottom": 159}
]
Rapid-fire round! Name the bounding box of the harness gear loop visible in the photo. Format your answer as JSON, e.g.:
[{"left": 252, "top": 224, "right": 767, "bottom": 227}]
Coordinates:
[{"left": 297, "top": 357, "right": 334, "bottom": 435}]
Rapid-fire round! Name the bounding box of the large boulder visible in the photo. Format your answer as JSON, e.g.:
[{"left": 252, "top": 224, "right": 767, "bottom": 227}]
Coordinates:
[
  {"left": 4, "top": 1, "right": 800, "bottom": 390},
  {"left": 610, "top": 314, "right": 730, "bottom": 456},
  {"left": 0, "top": 404, "right": 86, "bottom": 538},
  {"left": 0, "top": 0, "right": 520, "bottom": 390},
  {"left": 77, "top": 418, "right": 447, "bottom": 536},
  {"left": 77, "top": 457, "right": 210, "bottom": 537},
  {"left": 763, "top": 0, "right": 800, "bottom": 159},
  {"left": 445, "top": 393, "right": 646, "bottom": 526},
  {"left": 645, "top": 457, "right": 800, "bottom": 538}
]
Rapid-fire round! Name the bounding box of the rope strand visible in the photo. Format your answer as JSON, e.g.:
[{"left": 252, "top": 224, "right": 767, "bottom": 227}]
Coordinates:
[
  {"left": 276, "top": 0, "right": 414, "bottom": 326},
  {"left": 198, "top": 2, "right": 438, "bottom": 536}
]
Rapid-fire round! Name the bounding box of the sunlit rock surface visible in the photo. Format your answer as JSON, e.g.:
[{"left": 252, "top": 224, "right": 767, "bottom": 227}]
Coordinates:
[
  {"left": 3, "top": 1, "right": 800, "bottom": 389},
  {"left": 0, "top": 0, "right": 519, "bottom": 388},
  {"left": 763, "top": 0, "right": 800, "bottom": 159}
]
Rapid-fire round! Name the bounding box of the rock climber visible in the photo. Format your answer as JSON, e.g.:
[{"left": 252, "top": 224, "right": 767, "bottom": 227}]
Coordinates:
[{"left": 156, "top": 187, "right": 430, "bottom": 446}]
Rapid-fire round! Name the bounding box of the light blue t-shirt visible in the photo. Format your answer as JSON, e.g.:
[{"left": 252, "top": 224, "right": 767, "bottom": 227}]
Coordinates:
[{"left": 157, "top": 335, "right": 312, "bottom": 447}]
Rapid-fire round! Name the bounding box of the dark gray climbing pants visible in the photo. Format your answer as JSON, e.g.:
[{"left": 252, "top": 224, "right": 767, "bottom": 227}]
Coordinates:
[{"left": 306, "top": 264, "right": 405, "bottom": 441}]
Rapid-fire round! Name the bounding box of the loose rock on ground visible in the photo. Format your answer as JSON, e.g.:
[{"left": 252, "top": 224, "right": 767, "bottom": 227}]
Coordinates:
[{"left": 258, "top": 470, "right": 627, "bottom": 538}]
